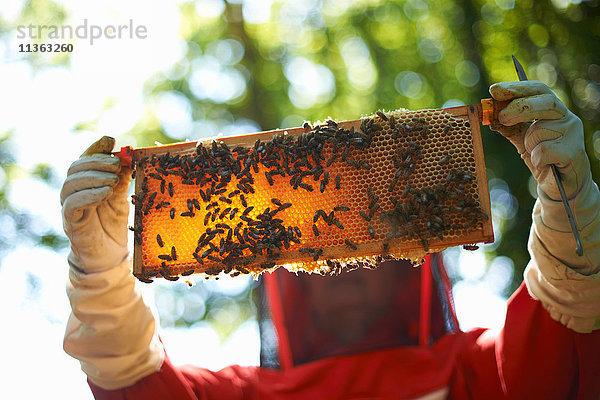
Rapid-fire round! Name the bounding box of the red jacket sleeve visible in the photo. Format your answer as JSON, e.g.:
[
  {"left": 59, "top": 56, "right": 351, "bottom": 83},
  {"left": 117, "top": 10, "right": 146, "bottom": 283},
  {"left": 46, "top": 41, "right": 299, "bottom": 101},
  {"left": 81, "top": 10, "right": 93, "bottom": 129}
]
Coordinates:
[
  {"left": 88, "top": 354, "right": 258, "bottom": 400},
  {"left": 454, "top": 282, "right": 600, "bottom": 400}
]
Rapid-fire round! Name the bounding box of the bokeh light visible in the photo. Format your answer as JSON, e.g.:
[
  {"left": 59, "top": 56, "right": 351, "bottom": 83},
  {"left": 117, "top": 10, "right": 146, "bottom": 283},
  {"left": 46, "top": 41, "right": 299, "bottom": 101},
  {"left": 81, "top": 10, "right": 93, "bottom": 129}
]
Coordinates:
[
  {"left": 154, "top": 91, "right": 194, "bottom": 139},
  {"left": 395, "top": 71, "right": 426, "bottom": 99},
  {"left": 455, "top": 60, "right": 481, "bottom": 88},
  {"left": 339, "top": 36, "right": 377, "bottom": 92},
  {"left": 189, "top": 55, "right": 247, "bottom": 103},
  {"left": 284, "top": 56, "right": 335, "bottom": 109}
]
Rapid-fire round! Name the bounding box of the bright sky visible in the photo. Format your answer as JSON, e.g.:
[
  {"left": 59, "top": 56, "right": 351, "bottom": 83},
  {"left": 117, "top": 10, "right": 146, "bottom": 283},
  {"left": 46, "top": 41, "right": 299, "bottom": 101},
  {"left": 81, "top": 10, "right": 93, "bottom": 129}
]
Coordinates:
[{"left": 0, "top": 1, "right": 514, "bottom": 398}]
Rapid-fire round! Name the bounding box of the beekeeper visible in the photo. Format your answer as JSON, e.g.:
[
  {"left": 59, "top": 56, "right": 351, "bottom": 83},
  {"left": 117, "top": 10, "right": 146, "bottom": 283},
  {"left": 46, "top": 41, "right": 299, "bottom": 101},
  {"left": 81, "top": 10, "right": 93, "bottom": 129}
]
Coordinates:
[{"left": 61, "top": 81, "right": 600, "bottom": 399}]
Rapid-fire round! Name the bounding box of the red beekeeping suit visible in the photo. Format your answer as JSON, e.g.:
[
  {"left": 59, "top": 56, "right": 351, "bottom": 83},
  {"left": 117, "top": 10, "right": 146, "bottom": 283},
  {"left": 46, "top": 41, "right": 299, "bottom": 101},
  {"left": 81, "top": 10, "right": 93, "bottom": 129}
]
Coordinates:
[{"left": 86, "top": 255, "right": 600, "bottom": 400}]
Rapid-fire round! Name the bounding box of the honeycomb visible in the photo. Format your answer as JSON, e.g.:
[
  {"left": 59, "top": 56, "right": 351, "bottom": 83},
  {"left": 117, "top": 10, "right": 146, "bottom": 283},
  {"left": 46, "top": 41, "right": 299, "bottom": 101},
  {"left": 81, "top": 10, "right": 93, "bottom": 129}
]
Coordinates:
[{"left": 130, "top": 106, "right": 493, "bottom": 282}]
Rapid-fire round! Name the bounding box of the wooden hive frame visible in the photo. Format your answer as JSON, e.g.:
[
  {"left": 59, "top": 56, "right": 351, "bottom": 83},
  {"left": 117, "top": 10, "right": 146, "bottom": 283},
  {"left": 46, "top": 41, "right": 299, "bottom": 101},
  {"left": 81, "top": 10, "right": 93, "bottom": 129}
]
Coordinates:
[{"left": 130, "top": 104, "right": 493, "bottom": 282}]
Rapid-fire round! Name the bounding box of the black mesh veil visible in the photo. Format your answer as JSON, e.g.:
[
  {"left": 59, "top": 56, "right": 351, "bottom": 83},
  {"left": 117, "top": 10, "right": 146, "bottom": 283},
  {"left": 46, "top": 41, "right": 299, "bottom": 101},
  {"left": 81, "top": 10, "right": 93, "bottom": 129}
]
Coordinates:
[
  {"left": 257, "top": 254, "right": 458, "bottom": 369},
  {"left": 257, "top": 276, "right": 281, "bottom": 369}
]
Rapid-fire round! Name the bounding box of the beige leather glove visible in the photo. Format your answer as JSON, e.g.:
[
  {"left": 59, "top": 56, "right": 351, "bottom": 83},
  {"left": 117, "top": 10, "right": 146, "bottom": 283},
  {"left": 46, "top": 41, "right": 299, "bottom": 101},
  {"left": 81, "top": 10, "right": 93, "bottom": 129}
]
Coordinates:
[
  {"left": 61, "top": 136, "right": 130, "bottom": 273},
  {"left": 61, "top": 137, "right": 164, "bottom": 389},
  {"left": 490, "top": 81, "right": 600, "bottom": 333},
  {"left": 489, "top": 81, "right": 590, "bottom": 201}
]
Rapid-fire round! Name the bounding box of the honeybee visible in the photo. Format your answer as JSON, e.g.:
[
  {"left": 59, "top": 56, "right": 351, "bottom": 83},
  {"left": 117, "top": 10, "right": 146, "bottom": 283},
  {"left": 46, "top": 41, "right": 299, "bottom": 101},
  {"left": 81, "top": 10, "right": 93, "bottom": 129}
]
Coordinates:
[
  {"left": 376, "top": 110, "right": 388, "bottom": 121},
  {"left": 312, "top": 224, "right": 320, "bottom": 237},
  {"left": 439, "top": 154, "right": 452, "bottom": 166}
]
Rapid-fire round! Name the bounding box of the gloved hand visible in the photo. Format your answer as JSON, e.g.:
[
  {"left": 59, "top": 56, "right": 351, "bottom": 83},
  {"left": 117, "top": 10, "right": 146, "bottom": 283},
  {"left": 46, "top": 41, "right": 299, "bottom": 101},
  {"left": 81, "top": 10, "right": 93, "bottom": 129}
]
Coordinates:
[
  {"left": 489, "top": 81, "right": 600, "bottom": 333},
  {"left": 488, "top": 81, "right": 591, "bottom": 201},
  {"left": 62, "top": 137, "right": 164, "bottom": 389},
  {"left": 61, "top": 136, "right": 131, "bottom": 273}
]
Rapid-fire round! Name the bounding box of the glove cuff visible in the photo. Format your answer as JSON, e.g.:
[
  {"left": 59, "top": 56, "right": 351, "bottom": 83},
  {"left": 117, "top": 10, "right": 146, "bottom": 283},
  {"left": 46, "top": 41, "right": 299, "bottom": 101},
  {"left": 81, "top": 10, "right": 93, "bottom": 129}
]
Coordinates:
[
  {"left": 64, "top": 259, "right": 164, "bottom": 390},
  {"left": 524, "top": 241, "right": 600, "bottom": 333},
  {"left": 533, "top": 176, "right": 600, "bottom": 274},
  {"left": 525, "top": 175, "right": 600, "bottom": 333}
]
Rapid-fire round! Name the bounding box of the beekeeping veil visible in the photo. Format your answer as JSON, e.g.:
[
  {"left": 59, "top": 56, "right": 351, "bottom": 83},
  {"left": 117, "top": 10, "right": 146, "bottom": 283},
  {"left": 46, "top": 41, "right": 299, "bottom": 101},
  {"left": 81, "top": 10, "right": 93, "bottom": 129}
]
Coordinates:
[{"left": 257, "top": 254, "right": 459, "bottom": 369}]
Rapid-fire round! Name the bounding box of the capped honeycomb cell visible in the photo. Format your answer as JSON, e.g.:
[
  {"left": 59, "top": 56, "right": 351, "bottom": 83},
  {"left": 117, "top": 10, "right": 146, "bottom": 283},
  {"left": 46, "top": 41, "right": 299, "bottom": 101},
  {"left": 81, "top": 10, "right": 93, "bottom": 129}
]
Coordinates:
[{"left": 130, "top": 105, "right": 493, "bottom": 282}]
